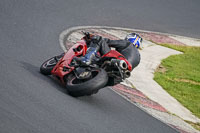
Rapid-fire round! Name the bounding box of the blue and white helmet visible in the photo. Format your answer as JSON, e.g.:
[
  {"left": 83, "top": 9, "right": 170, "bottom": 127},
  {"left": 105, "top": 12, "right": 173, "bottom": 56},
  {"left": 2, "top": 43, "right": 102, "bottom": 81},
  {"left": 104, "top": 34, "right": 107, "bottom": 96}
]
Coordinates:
[{"left": 125, "top": 33, "right": 143, "bottom": 49}]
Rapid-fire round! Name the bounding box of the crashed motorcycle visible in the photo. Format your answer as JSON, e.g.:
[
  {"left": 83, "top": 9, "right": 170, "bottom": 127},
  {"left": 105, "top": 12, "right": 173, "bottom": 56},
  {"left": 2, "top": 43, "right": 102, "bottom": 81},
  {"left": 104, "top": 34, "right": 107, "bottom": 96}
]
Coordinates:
[{"left": 40, "top": 32, "right": 132, "bottom": 97}]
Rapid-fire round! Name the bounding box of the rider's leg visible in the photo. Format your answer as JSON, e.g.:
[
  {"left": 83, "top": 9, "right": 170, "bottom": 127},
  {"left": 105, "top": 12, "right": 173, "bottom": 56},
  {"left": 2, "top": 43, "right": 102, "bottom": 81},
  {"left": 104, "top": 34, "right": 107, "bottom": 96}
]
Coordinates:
[
  {"left": 74, "top": 37, "right": 111, "bottom": 66},
  {"left": 98, "top": 39, "right": 111, "bottom": 55},
  {"left": 74, "top": 41, "right": 100, "bottom": 66},
  {"left": 120, "top": 44, "right": 140, "bottom": 69}
]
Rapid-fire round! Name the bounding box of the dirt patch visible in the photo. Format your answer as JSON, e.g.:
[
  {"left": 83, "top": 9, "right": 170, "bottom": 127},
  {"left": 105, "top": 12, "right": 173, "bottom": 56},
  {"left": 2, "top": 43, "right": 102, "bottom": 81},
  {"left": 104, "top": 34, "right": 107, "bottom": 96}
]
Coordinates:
[
  {"left": 174, "top": 78, "right": 200, "bottom": 86},
  {"left": 185, "top": 121, "right": 200, "bottom": 131},
  {"left": 155, "top": 64, "right": 167, "bottom": 73}
]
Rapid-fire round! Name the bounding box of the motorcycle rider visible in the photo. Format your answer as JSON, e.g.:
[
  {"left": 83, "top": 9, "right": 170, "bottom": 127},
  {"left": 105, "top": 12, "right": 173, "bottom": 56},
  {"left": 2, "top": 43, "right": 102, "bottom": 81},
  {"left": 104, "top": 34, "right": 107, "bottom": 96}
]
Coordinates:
[{"left": 74, "top": 32, "right": 142, "bottom": 70}]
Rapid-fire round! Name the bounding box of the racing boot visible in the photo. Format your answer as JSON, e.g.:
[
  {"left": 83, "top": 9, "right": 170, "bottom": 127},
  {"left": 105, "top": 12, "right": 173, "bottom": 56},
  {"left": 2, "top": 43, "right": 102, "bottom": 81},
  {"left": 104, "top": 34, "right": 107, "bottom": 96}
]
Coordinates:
[
  {"left": 74, "top": 35, "right": 103, "bottom": 66},
  {"left": 74, "top": 46, "right": 99, "bottom": 66}
]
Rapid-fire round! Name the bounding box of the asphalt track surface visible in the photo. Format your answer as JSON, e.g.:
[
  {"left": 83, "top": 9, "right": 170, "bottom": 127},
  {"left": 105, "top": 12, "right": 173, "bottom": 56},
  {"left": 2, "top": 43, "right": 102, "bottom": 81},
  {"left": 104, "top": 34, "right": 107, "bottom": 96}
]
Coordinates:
[{"left": 0, "top": 0, "right": 200, "bottom": 133}]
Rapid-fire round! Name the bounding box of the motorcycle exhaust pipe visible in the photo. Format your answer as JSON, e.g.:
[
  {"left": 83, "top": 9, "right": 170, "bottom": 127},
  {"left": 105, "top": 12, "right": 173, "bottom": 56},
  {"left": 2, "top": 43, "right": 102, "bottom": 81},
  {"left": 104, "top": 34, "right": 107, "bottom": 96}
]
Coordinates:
[
  {"left": 119, "top": 60, "right": 128, "bottom": 70},
  {"left": 124, "top": 70, "right": 131, "bottom": 78},
  {"left": 111, "top": 59, "right": 128, "bottom": 70}
]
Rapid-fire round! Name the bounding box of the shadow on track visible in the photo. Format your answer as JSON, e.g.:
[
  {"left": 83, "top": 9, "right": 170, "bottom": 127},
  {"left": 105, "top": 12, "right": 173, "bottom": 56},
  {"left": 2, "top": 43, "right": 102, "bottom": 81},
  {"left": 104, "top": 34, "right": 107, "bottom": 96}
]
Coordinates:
[
  {"left": 19, "top": 61, "right": 110, "bottom": 103},
  {"left": 20, "top": 61, "right": 69, "bottom": 94},
  {"left": 18, "top": 61, "right": 137, "bottom": 114}
]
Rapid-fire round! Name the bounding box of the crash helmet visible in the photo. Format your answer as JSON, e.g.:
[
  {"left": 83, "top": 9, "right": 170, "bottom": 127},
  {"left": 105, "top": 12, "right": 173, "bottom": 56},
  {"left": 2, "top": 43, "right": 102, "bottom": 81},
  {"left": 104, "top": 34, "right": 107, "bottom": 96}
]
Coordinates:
[{"left": 125, "top": 33, "right": 143, "bottom": 49}]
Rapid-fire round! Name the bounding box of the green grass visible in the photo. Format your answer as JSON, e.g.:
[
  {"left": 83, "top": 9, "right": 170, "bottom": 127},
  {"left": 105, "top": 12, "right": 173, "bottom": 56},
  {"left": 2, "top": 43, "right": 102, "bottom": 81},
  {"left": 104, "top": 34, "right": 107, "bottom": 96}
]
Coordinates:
[{"left": 154, "top": 44, "right": 200, "bottom": 120}]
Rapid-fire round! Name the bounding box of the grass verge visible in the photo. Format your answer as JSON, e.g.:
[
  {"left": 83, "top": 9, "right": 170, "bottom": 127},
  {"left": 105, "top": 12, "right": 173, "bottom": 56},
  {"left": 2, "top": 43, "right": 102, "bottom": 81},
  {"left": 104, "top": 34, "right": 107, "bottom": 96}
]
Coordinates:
[{"left": 153, "top": 44, "right": 200, "bottom": 129}]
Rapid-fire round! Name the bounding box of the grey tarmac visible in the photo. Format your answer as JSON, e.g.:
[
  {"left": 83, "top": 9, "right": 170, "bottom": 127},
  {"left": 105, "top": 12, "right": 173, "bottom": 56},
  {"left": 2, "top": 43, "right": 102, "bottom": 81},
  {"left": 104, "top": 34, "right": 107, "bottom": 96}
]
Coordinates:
[{"left": 1, "top": 0, "right": 200, "bottom": 133}]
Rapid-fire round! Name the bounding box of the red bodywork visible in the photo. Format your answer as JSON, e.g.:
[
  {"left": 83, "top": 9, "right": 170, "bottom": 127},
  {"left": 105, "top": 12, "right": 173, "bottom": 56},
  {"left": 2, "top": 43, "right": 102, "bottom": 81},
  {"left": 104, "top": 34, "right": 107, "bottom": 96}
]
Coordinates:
[{"left": 51, "top": 40, "right": 132, "bottom": 84}]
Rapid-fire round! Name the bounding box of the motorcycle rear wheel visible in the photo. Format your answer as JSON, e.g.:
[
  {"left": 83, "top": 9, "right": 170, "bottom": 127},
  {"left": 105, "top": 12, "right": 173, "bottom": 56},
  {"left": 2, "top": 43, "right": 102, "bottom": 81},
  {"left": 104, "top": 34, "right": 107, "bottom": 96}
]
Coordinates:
[{"left": 65, "top": 68, "right": 108, "bottom": 97}]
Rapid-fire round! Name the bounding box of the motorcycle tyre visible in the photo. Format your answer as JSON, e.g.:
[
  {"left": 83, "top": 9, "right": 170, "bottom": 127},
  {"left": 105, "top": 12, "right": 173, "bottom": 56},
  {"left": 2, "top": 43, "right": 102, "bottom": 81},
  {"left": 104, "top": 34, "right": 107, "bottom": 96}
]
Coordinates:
[
  {"left": 40, "top": 57, "right": 57, "bottom": 75},
  {"left": 40, "top": 53, "right": 64, "bottom": 75},
  {"left": 65, "top": 68, "right": 108, "bottom": 97}
]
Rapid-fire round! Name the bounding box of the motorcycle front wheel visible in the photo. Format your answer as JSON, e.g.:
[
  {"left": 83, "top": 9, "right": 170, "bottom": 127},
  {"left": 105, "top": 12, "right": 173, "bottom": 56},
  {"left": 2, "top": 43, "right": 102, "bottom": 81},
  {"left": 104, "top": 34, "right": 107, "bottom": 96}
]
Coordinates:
[
  {"left": 40, "top": 56, "right": 57, "bottom": 75},
  {"left": 65, "top": 68, "right": 108, "bottom": 97},
  {"left": 40, "top": 53, "right": 64, "bottom": 75}
]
